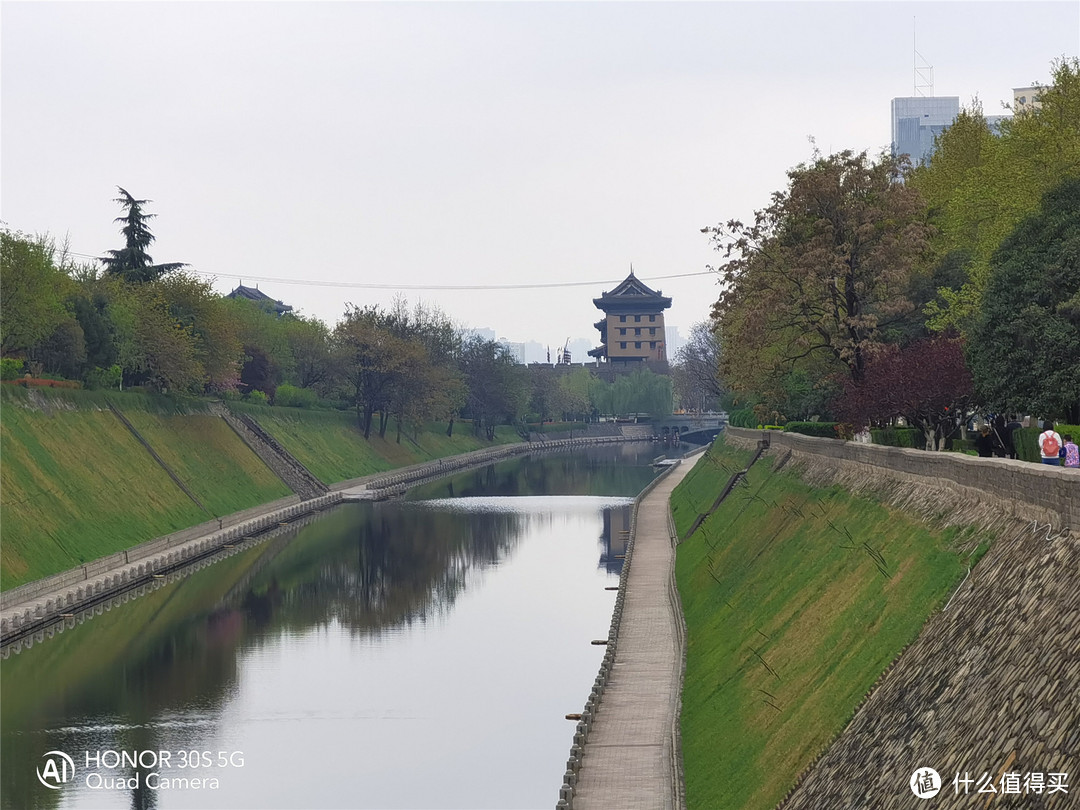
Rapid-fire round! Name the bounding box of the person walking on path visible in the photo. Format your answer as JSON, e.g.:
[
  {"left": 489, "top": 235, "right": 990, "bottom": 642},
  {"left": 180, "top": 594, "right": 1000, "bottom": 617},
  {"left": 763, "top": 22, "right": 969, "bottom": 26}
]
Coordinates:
[
  {"left": 1038, "top": 421, "right": 1064, "bottom": 465},
  {"left": 1063, "top": 434, "right": 1079, "bottom": 469}
]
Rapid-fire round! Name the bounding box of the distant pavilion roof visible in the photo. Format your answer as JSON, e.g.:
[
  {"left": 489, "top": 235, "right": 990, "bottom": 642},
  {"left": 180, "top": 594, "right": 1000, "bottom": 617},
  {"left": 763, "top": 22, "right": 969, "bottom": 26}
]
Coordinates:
[
  {"left": 226, "top": 285, "right": 294, "bottom": 316},
  {"left": 592, "top": 271, "right": 672, "bottom": 312}
]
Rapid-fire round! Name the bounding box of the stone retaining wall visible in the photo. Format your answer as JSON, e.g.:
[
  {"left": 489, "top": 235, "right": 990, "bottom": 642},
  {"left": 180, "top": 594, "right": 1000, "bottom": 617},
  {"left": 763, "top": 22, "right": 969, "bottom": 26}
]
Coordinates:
[
  {"left": 723, "top": 427, "right": 1078, "bottom": 530},
  {"left": 775, "top": 517, "right": 1078, "bottom": 810}
]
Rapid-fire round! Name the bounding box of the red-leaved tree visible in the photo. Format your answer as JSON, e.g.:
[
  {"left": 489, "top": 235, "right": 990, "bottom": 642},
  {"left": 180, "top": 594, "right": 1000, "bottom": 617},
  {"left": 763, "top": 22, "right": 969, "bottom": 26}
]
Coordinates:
[{"left": 833, "top": 335, "right": 975, "bottom": 450}]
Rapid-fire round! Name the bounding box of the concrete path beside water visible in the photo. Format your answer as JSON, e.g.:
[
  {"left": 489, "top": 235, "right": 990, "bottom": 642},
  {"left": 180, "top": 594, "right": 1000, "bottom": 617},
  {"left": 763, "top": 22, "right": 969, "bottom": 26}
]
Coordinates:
[{"left": 571, "top": 454, "right": 701, "bottom": 810}]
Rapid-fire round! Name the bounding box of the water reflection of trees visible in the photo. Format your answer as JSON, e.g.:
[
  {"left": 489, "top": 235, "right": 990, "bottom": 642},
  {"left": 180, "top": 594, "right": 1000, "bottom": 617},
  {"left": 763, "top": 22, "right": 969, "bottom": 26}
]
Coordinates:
[
  {"left": 407, "top": 444, "right": 659, "bottom": 501},
  {"left": 240, "top": 503, "right": 527, "bottom": 638},
  {"left": 0, "top": 558, "right": 255, "bottom": 810}
]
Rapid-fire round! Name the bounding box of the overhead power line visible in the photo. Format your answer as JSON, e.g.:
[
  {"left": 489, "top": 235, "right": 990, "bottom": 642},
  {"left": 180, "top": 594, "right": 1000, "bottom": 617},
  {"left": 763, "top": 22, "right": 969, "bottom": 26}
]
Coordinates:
[
  {"left": 186, "top": 269, "right": 716, "bottom": 291},
  {"left": 60, "top": 251, "right": 716, "bottom": 291}
]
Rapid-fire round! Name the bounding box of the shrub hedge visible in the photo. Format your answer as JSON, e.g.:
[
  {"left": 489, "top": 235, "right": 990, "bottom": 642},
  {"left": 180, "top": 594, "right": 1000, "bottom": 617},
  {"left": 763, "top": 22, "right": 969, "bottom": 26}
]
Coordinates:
[
  {"left": 1015, "top": 423, "right": 1080, "bottom": 463},
  {"left": 0, "top": 358, "right": 24, "bottom": 381},
  {"left": 2, "top": 378, "right": 81, "bottom": 390},
  {"left": 869, "top": 427, "right": 923, "bottom": 448},
  {"left": 728, "top": 408, "right": 758, "bottom": 428},
  {"left": 784, "top": 421, "right": 840, "bottom": 438}
]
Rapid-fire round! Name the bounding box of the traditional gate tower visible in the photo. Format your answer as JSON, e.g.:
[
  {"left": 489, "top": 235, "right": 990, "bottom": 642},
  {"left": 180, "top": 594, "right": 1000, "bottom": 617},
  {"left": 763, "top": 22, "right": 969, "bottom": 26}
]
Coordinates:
[{"left": 587, "top": 270, "right": 671, "bottom": 366}]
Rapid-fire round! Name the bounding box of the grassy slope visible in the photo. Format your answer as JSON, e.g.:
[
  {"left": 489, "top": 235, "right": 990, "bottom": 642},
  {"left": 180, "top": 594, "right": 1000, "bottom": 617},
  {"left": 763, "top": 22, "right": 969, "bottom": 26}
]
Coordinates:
[
  {"left": 1, "top": 388, "right": 524, "bottom": 590},
  {"left": 228, "top": 402, "right": 519, "bottom": 484},
  {"left": 672, "top": 436, "right": 974, "bottom": 810},
  {"left": 1, "top": 389, "right": 212, "bottom": 588},
  {"left": 121, "top": 410, "right": 289, "bottom": 514}
]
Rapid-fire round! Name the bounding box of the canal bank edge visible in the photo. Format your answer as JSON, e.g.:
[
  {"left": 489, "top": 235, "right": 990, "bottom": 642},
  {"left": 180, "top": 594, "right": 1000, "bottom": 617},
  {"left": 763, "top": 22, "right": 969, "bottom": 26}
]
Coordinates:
[
  {"left": 0, "top": 434, "right": 650, "bottom": 647},
  {"left": 557, "top": 443, "right": 707, "bottom": 810}
]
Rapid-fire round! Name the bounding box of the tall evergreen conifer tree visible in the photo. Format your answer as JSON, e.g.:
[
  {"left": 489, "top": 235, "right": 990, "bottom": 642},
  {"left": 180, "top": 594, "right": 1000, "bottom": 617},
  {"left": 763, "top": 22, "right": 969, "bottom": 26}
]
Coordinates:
[{"left": 101, "top": 187, "right": 186, "bottom": 283}]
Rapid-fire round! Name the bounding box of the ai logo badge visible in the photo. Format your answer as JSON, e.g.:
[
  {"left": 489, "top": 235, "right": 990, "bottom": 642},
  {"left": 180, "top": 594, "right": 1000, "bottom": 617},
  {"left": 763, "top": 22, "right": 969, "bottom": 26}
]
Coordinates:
[
  {"left": 910, "top": 767, "right": 942, "bottom": 799},
  {"left": 37, "top": 751, "right": 75, "bottom": 789}
]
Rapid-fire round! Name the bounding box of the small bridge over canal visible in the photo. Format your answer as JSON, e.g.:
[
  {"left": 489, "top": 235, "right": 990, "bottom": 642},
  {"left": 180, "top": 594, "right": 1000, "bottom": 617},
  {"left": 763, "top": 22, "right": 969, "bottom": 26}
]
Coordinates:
[{"left": 649, "top": 413, "right": 726, "bottom": 446}]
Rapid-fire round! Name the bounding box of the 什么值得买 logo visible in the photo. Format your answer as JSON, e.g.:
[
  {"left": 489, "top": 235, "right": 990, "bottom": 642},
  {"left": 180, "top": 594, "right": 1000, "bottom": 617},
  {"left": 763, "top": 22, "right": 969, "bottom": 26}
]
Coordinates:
[
  {"left": 37, "top": 751, "right": 75, "bottom": 789},
  {"left": 911, "top": 767, "right": 942, "bottom": 799}
]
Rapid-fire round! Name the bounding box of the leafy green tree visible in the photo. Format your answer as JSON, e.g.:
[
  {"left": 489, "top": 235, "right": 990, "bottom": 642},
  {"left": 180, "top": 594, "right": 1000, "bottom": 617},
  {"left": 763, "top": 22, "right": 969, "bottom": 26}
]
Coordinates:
[
  {"left": 33, "top": 318, "right": 87, "bottom": 379},
  {"left": 282, "top": 315, "right": 333, "bottom": 391},
  {"left": 459, "top": 336, "right": 528, "bottom": 439},
  {"left": 225, "top": 297, "right": 293, "bottom": 395},
  {"left": 968, "top": 178, "right": 1080, "bottom": 422},
  {"left": 71, "top": 292, "right": 119, "bottom": 373},
  {"left": 98, "top": 277, "right": 201, "bottom": 392},
  {"left": 387, "top": 299, "right": 465, "bottom": 437},
  {"left": 705, "top": 149, "right": 930, "bottom": 402},
  {"left": 100, "top": 187, "right": 186, "bottom": 283},
  {"left": 588, "top": 375, "right": 614, "bottom": 419},
  {"left": 557, "top": 368, "right": 594, "bottom": 420},
  {"left": 600, "top": 368, "right": 672, "bottom": 418},
  {"left": 0, "top": 231, "right": 73, "bottom": 357},
  {"left": 157, "top": 272, "right": 243, "bottom": 394},
  {"left": 627, "top": 367, "right": 673, "bottom": 417},
  {"left": 333, "top": 305, "right": 410, "bottom": 439},
  {"left": 913, "top": 58, "right": 1080, "bottom": 331},
  {"left": 528, "top": 365, "right": 563, "bottom": 423}
]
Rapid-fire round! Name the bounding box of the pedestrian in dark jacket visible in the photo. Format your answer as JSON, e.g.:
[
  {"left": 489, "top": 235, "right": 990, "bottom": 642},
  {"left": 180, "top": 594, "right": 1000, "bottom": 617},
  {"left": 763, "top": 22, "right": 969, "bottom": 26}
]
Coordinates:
[{"left": 974, "top": 425, "right": 996, "bottom": 458}]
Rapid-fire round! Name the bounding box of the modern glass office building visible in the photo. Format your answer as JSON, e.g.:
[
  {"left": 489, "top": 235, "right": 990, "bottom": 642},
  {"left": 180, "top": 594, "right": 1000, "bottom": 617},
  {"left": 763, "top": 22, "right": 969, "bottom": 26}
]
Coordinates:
[{"left": 890, "top": 96, "right": 960, "bottom": 166}]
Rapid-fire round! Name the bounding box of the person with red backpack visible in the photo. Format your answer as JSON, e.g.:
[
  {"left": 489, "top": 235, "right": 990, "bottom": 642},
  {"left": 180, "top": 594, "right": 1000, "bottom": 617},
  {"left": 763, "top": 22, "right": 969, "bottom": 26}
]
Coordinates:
[{"left": 1038, "top": 421, "right": 1064, "bottom": 465}]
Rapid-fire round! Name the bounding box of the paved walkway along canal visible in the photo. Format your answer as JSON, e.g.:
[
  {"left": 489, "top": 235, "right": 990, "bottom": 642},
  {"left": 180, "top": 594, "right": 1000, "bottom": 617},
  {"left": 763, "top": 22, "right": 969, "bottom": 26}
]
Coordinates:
[{"left": 570, "top": 453, "right": 702, "bottom": 810}]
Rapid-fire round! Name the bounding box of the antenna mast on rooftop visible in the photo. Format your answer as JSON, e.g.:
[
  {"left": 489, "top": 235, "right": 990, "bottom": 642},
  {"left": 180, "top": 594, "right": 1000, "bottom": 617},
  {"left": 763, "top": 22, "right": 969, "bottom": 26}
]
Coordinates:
[{"left": 914, "top": 18, "right": 934, "bottom": 97}]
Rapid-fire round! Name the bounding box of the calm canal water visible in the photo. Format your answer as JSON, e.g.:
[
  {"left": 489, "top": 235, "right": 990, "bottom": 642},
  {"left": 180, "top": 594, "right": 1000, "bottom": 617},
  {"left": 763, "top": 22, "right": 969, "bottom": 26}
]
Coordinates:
[{"left": 1, "top": 442, "right": 672, "bottom": 810}]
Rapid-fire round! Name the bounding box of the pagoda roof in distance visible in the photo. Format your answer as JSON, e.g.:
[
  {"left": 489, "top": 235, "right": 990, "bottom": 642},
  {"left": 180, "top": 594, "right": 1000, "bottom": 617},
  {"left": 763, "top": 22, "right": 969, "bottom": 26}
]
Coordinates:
[
  {"left": 593, "top": 271, "right": 671, "bottom": 310},
  {"left": 226, "top": 284, "right": 294, "bottom": 315}
]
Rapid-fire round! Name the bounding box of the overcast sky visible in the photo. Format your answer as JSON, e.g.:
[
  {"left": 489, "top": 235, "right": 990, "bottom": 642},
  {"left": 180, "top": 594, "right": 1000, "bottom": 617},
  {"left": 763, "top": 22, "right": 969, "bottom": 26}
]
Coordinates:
[{"left": 3, "top": 1, "right": 1077, "bottom": 356}]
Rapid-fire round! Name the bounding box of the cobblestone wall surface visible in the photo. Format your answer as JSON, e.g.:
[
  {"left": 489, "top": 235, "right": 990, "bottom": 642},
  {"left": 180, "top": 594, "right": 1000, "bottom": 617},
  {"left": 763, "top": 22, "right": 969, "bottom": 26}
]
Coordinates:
[{"left": 776, "top": 518, "right": 1078, "bottom": 810}]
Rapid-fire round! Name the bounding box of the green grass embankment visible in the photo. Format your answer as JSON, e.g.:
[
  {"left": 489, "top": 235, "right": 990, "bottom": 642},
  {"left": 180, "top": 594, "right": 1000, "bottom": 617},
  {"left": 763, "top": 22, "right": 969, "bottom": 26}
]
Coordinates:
[
  {"left": 226, "top": 401, "right": 519, "bottom": 484},
  {"left": 672, "top": 436, "right": 978, "bottom": 810},
  {"left": 0, "top": 387, "right": 290, "bottom": 589},
  {"left": 1, "top": 387, "right": 524, "bottom": 591}
]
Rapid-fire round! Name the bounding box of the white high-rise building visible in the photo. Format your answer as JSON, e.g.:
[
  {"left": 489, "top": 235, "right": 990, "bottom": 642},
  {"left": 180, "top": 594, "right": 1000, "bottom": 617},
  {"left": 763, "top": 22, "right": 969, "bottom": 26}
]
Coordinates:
[
  {"left": 1013, "top": 86, "right": 1044, "bottom": 113},
  {"left": 890, "top": 96, "right": 960, "bottom": 166}
]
